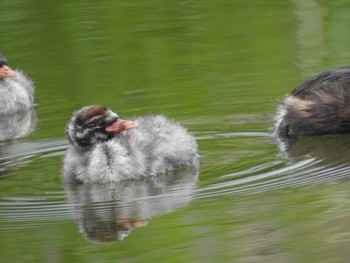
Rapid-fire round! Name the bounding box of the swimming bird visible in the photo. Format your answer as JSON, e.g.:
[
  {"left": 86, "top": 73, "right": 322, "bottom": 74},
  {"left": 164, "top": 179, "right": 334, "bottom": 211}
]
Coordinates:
[
  {"left": 275, "top": 67, "right": 350, "bottom": 139},
  {"left": 63, "top": 105, "right": 199, "bottom": 183},
  {"left": 0, "top": 53, "right": 35, "bottom": 114}
]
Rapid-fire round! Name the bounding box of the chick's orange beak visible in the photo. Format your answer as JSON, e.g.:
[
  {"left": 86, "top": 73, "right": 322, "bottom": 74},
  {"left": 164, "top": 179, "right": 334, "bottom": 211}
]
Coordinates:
[
  {"left": 105, "top": 119, "right": 137, "bottom": 133},
  {"left": 0, "top": 65, "right": 16, "bottom": 78}
]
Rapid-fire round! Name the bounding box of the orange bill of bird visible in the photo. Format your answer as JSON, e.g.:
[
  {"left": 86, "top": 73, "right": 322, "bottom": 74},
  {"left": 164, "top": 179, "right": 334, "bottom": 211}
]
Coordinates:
[
  {"left": 105, "top": 119, "right": 137, "bottom": 133},
  {"left": 0, "top": 65, "right": 16, "bottom": 78}
]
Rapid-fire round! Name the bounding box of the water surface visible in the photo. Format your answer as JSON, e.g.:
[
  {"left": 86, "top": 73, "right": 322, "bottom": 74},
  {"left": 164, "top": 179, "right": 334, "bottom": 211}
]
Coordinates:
[{"left": 1, "top": 1, "right": 350, "bottom": 262}]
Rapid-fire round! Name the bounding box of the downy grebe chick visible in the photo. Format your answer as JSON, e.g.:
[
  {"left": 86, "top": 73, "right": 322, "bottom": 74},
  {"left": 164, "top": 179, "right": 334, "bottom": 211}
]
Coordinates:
[
  {"left": 275, "top": 67, "right": 350, "bottom": 139},
  {"left": 63, "top": 105, "right": 199, "bottom": 184},
  {"left": 0, "top": 53, "right": 35, "bottom": 114}
]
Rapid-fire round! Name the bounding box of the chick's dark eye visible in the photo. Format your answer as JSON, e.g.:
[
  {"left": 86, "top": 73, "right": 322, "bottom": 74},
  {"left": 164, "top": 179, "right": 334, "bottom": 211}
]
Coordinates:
[
  {"left": 87, "top": 119, "right": 104, "bottom": 127},
  {"left": 83, "top": 113, "right": 107, "bottom": 127}
]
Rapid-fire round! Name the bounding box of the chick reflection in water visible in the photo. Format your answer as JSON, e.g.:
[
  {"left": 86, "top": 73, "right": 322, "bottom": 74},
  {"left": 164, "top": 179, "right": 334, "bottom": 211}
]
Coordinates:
[
  {"left": 0, "top": 109, "right": 36, "bottom": 142},
  {"left": 65, "top": 166, "right": 198, "bottom": 243}
]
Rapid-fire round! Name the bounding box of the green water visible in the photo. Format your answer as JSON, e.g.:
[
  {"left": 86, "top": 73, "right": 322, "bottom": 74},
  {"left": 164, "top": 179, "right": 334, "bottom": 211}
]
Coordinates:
[{"left": 2, "top": 0, "right": 350, "bottom": 262}]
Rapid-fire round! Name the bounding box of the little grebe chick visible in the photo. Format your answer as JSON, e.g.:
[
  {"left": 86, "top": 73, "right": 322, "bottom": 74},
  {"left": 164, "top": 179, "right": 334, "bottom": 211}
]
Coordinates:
[
  {"left": 63, "top": 105, "right": 199, "bottom": 184},
  {"left": 275, "top": 67, "right": 350, "bottom": 139},
  {"left": 0, "top": 53, "right": 35, "bottom": 114}
]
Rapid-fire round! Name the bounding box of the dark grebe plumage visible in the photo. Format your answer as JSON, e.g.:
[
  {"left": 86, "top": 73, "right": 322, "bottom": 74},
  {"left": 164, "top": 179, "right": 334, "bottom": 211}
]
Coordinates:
[{"left": 275, "top": 67, "right": 350, "bottom": 139}]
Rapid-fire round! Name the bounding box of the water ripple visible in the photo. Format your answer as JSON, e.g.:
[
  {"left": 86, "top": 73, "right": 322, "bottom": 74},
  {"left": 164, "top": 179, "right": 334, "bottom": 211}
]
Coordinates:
[
  {"left": 0, "top": 139, "right": 68, "bottom": 161},
  {"left": 2, "top": 131, "right": 350, "bottom": 229}
]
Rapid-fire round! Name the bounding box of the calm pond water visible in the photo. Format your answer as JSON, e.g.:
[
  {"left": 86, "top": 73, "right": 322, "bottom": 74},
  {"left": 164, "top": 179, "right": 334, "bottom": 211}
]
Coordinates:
[{"left": 2, "top": 1, "right": 350, "bottom": 262}]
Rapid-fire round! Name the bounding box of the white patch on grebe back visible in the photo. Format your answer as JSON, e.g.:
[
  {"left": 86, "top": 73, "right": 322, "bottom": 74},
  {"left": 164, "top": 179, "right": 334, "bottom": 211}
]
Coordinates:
[
  {"left": 273, "top": 99, "right": 288, "bottom": 136},
  {"left": 274, "top": 96, "right": 315, "bottom": 135}
]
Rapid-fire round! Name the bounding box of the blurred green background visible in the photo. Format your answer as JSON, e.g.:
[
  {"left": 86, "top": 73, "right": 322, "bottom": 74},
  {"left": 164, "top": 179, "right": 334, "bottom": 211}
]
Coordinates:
[{"left": 2, "top": 0, "right": 350, "bottom": 262}]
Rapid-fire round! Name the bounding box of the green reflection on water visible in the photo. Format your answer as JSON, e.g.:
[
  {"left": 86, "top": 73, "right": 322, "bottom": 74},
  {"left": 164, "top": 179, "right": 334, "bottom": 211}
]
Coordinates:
[
  {"left": 2, "top": 183, "right": 350, "bottom": 263},
  {"left": 1, "top": 0, "right": 350, "bottom": 262}
]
